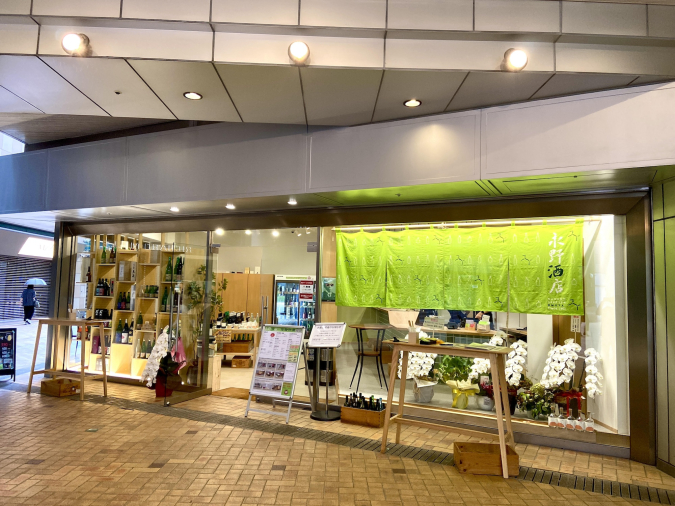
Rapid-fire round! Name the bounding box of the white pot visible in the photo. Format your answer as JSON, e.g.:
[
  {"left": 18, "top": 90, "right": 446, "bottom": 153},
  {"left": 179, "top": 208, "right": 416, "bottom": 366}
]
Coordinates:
[
  {"left": 477, "top": 396, "right": 494, "bottom": 411},
  {"left": 413, "top": 382, "right": 435, "bottom": 403}
]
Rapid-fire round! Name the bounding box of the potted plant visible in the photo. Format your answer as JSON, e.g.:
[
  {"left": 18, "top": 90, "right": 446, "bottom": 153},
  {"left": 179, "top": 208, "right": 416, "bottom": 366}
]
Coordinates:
[
  {"left": 398, "top": 352, "right": 438, "bottom": 403},
  {"left": 156, "top": 352, "right": 183, "bottom": 397},
  {"left": 437, "top": 356, "right": 477, "bottom": 409},
  {"left": 517, "top": 383, "right": 556, "bottom": 420},
  {"left": 477, "top": 378, "right": 495, "bottom": 411}
]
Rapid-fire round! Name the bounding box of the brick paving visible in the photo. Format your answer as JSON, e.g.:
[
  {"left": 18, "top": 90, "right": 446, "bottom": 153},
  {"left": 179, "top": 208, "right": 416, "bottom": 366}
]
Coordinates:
[{"left": 0, "top": 387, "right": 657, "bottom": 506}]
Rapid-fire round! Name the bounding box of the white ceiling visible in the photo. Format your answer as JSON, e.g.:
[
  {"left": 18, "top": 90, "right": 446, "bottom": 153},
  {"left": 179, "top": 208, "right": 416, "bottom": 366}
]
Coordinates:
[{"left": 0, "top": 54, "right": 673, "bottom": 144}]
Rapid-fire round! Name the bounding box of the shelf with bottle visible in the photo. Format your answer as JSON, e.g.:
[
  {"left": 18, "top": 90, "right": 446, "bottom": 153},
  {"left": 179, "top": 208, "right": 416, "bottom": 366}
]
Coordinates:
[{"left": 139, "top": 263, "right": 160, "bottom": 267}]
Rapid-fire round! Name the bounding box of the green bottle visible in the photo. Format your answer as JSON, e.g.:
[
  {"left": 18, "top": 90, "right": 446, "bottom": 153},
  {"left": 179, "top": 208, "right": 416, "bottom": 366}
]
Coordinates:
[
  {"left": 174, "top": 256, "right": 181, "bottom": 282},
  {"left": 161, "top": 287, "right": 168, "bottom": 312},
  {"left": 126, "top": 291, "right": 131, "bottom": 308},
  {"left": 165, "top": 256, "right": 173, "bottom": 282},
  {"left": 137, "top": 313, "right": 143, "bottom": 327},
  {"left": 101, "top": 244, "right": 107, "bottom": 263},
  {"left": 115, "top": 319, "right": 123, "bottom": 343}
]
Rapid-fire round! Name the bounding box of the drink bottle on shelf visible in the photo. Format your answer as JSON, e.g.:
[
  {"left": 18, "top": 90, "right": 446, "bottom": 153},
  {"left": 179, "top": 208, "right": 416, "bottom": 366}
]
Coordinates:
[
  {"left": 115, "top": 319, "right": 123, "bottom": 343},
  {"left": 165, "top": 256, "right": 173, "bottom": 282},
  {"left": 122, "top": 319, "right": 129, "bottom": 344}
]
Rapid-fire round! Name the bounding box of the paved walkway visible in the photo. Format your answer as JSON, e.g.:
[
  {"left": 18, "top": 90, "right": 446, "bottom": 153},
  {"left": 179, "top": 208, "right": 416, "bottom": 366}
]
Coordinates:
[{"left": 0, "top": 386, "right": 656, "bottom": 506}]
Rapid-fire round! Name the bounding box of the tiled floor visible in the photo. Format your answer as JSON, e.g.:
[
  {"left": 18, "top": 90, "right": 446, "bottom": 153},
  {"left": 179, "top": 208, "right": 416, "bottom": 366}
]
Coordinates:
[
  {"left": 0, "top": 386, "right": 657, "bottom": 506},
  {"left": 7, "top": 371, "right": 675, "bottom": 498}
]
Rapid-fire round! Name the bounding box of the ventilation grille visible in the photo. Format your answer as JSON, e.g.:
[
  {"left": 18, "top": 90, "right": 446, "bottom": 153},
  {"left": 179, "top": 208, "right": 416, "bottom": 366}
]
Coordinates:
[{"left": 0, "top": 254, "right": 51, "bottom": 319}]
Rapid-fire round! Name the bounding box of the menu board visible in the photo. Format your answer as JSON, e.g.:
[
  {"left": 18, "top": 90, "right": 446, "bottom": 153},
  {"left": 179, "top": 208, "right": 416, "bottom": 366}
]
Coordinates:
[
  {"left": 307, "top": 322, "right": 346, "bottom": 348},
  {"left": 0, "top": 328, "right": 16, "bottom": 380},
  {"left": 250, "top": 325, "right": 305, "bottom": 399}
]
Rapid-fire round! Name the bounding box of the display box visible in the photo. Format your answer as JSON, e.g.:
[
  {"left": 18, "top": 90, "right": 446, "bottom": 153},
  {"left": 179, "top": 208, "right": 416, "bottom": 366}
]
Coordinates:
[
  {"left": 231, "top": 356, "right": 252, "bottom": 368},
  {"left": 340, "top": 406, "right": 387, "bottom": 428},
  {"left": 221, "top": 341, "right": 253, "bottom": 354},
  {"left": 41, "top": 378, "right": 81, "bottom": 397},
  {"left": 453, "top": 442, "right": 519, "bottom": 477},
  {"left": 118, "top": 261, "right": 138, "bottom": 282}
]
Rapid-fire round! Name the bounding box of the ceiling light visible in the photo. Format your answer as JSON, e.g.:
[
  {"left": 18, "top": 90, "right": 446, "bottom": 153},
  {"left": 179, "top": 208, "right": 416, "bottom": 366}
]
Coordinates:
[
  {"left": 245, "top": 230, "right": 252, "bottom": 235},
  {"left": 288, "top": 41, "right": 310, "bottom": 65},
  {"left": 183, "top": 92, "right": 203, "bottom": 100},
  {"left": 215, "top": 228, "right": 224, "bottom": 236},
  {"left": 272, "top": 230, "right": 280, "bottom": 237},
  {"left": 61, "top": 33, "right": 90, "bottom": 56},
  {"left": 225, "top": 203, "right": 235, "bottom": 210},
  {"left": 288, "top": 198, "right": 297, "bottom": 206},
  {"left": 504, "top": 49, "right": 528, "bottom": 71},
  {"left": 404, "top": 99, "right": 421, "bottom": 108},
  {"left": 170, "top": 206, "right": 179, "bottom": 212}
]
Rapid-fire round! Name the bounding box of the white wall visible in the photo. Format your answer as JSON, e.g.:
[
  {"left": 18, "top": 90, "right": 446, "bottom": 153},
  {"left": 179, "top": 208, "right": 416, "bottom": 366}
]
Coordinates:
[
  {"left": 215, "top": 228, "right": 317, "bottom": 276},
  {"left": 582, "top": 215, "right": 629, "bottom": 434}
]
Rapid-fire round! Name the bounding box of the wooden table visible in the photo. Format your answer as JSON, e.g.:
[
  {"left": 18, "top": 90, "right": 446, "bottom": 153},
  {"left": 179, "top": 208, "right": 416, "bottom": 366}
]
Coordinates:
[
  {"left": 28, "top": 318, "right": 108, "bottom": 401},
  {"left": 501, "top": 327, "right": 528, "bottom": 339},
  {"left": 348, "top": 324, "right": 392, "bottom": 391},
  {"left": 380, "top": 341, "right": 515, "bottom": 478},
  {"left": 216, "top": 327, "right": 262, "bottom": 361}
]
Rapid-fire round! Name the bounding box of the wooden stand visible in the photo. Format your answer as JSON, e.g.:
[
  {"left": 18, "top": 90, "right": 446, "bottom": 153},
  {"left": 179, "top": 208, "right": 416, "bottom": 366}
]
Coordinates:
[
  {"left": 27, "top": 318, "right": 108, "bottom": 401},
  {"left": 380, "top": 342, "right": 515, "bottom": 479}
]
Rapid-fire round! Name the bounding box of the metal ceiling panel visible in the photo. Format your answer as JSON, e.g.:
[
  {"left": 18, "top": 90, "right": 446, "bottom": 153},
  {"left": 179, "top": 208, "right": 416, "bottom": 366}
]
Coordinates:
[
  {"left": 531, "top": 72, "right": 637, "bottom": 100},
  {"left": 0, "top": 56, "right": 105, "bottom": 116},
  {"left": 562, "top": 1, "right": 647, "bottom": 36},
  {"left": 38, "top": 25, "right": 213, "bottom": 61},
  {"left": 122, "top": 0, "right": 211, "bottom": 22},
  {"left": 216, "top": 64, "right": 305, "bottom": 124},
  {"left": 372, "top": 70, "right": 467, "bottom": 122},
  {"left": 128, "top": 60, "right": 241, "bottom": 122},
  {"left": 58, "top": 205, "right": 172, "bottom": 220},
  {"left": 388, "top": 0, "right": 473, "bottom": 31},
  {"left": 300, "top": 0, "right": 386, "bottom": 29},
  {"left": 211, "top": 0, "right": 299, "bottom": 26},
  {"left": 214, "top": 32, "right": 384, "bottom": 68},
  {"left": 386, "top": 39, "right": 554, "bottom": 72},
  {"left": 0, "top": 20, "right": 39, "bottom": 55},
  {"left": 300, "top": 68, "right": 382, "bottom": 126},
  {"left": 32, "top": 0, "right": 122, "bottom": 18},
  {"left": 556, "top": 43, "right": 675, "bottom": 76},
  {"left": 41, "top": 57, "right": 175, "bottom": 119},
  {"left": 0, "top": 215, "right": 55, "bottom": 232},
  {"left": 0, "top": 113, "right": 169, "bottom": 144},
  {"left": 648, "top": 5, "right": 675, "bottom": 38},
  {"left": 446, "top": 71, "right": 552, "bottom": 111},
  {"left": 475, "top": 0, "right": 561, "bottom": 33},
  {"left": 0, "top": 87, "right": 42, "bottom": 114},
  {"left": 0, "top": 0, "right": 31, "bottom": 15}
]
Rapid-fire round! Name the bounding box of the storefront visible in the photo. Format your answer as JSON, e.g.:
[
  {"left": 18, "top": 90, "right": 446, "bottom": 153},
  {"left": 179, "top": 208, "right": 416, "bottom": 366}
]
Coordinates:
[{"left": 47, "top": 188, "right": 653, "bottom": 462}]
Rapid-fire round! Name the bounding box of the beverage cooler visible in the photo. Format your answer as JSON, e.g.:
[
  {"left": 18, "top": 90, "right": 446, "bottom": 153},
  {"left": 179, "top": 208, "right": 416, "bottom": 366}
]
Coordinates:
[{"left": 273, "top": 275, "right": 316, "bottom": 332}]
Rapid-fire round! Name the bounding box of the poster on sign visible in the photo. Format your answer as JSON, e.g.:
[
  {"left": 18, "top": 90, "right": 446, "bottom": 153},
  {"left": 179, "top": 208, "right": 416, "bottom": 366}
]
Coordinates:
[
  {"left": 299, "top": 280, "right": 314, "bottom": 300},
  {"left": 0, "top": 328, "right": 17, "bottom": 381},
  {"left": 308, "top": 322, "right": 346, "bottom": 348},
  {"left": 246, "top": 325, "right": 305, "bottom": 423}
]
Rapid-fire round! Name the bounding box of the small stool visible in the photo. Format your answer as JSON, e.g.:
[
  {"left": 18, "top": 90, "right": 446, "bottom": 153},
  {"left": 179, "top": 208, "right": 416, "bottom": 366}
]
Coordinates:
[{"left": 348, "top": 324, "right": 392, "bottom": 392}]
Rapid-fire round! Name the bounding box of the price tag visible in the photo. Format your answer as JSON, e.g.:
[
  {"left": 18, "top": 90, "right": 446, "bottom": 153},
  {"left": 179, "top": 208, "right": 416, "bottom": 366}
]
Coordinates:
[
  {"left": 299, "top": 280, "right": 314, "bottom": 300},
  {"left": 571, "top": 315, "right": 581, "bottom": 333}
]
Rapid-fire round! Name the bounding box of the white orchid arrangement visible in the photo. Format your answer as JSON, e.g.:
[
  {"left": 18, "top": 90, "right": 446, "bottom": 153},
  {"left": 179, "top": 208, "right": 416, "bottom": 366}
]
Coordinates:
[
  {"left": 505, "top": 340, "right": 528, "bottom": 387},
  {"left": 541, "top": 338, "right": 581, "bottom": 389},
  {"left": 398, "top": 352, "right": 438, "bottom": 380},
  {"left": 468, "top": 333, "right": 505, "bottom": 381},
  {"left": 584, "top": 348, "right": 603, "bottom": 398},
  {"left": 140, "top": 326, "right": 170, "bottom": 387}
]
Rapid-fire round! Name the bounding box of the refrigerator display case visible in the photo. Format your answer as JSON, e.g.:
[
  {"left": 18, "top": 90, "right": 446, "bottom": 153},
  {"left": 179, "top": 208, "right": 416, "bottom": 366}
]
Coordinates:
[{"left": 274, "top": 275, "right": 316, "bottom": 332}]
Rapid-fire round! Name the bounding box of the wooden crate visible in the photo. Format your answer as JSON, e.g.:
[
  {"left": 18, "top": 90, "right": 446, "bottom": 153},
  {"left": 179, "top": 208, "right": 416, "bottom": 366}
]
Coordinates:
[
  {"left": 41, "top": 378, "right": 81, "bottom": 397},
  {"left": 221, "top": 341, "right": 253, "bottom": 354},
  {"left": 340, "top": 406, "right": 387, "bottom": 428},
  {"left": 453, "top": 442, "right": 519, "bottom": 477},
  {"left": 231, "top": 356, "right": 252, "bottom": 368}
]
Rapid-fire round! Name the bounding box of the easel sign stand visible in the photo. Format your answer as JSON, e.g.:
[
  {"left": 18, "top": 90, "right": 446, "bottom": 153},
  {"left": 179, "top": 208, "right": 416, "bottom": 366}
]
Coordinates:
[
  {"left": 306, "top": 322, "right": 346, "bottom": 422},
  {"left": 380, "top": 340, "right": 516, "bottom": 479},
  {"left": 245, "top": 324, "right": 305, "bottom": 424}
]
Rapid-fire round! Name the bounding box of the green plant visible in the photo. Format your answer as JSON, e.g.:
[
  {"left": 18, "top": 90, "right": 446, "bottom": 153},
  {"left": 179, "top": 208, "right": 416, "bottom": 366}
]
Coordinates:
[
  {"left": 185, "top": 266, "right": 228, "bottom": 331},
  {"left": 437, "top": 356, "right": 474, "bottom": 384},
  {"left": 517, "top": 383, "right": 556, "bottom": 419}
]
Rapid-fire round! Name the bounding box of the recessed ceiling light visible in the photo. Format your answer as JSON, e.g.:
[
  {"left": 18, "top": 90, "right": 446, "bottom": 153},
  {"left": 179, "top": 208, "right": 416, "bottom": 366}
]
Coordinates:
[
  {"left": 225, "top": 203, "right": 235, "bottom": 210},
  {"left": 170, "top": 206, "right": 179, "bottom": 212},
  {"left": 272, "top": 230, "right": 280, "bottom": 237},
  {"left": 404, "top": 99, "right": 421, "bottom": 108},
  {"left": 62, "top": 33, "right": 90, "bottom": 56},
  {"left": 183, "top": 92, "right": 203, "bottom": 100},
  {"left": 245, "top": 229, "right": 252, "bottom": 235},
  {"left": 288, "top": 41, "right": 310, "bottom": 65},
  {"left": 215, "top": 228, "right": 224, "bottom": 236},
  {"left": 288, "top": 198, "right": 297, "bottom": 206},
  {"left": 504, "top": 49, "right": 528, "bottom": 71}
]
